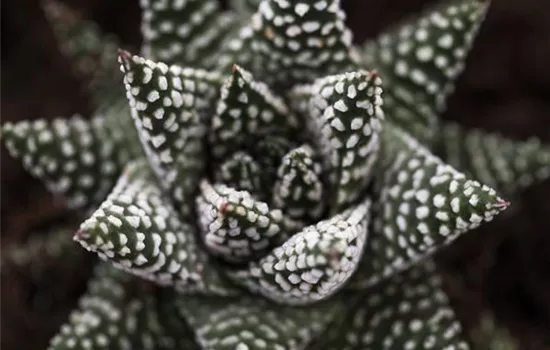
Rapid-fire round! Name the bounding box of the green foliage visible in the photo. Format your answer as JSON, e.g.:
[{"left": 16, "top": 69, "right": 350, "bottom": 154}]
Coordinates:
[
  {"left": 3, "top": 0, "right": 550, "bottom": 349},
  {"left": 469, "top": 312, "right": 519, "bottom": 350}
]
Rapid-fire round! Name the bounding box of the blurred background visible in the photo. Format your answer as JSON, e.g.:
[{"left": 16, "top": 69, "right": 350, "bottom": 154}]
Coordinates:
[{"left": 1, "top": 0, "right": 550, "bottom": 348}]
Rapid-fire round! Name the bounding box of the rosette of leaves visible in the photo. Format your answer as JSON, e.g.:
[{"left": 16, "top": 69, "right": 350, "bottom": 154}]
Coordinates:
[{"left": 2, "top": 0, "right": 550, "bottom": 349}]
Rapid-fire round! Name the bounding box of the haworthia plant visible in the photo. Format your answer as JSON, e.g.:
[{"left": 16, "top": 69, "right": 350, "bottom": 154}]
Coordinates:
[{"left": 2, "top": 0, "right": 549, "bottom": 349}]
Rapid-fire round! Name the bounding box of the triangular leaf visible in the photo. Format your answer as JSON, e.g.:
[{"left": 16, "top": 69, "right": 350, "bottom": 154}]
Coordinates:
[
  {"left": 119, "top": 51, "right": 223, "bottom": 218},
  {"left": 310, "top": 259, "right": 470, "bottom": 350},
  {"left": 1, "top": 226, "right": 80, "bottom": 269},
  {"left": 230, "top": 198, "right": 371, "bottom": 305},
  {"left": 140, "top": 0, "right": 239, "bottom": 68},
  {"left": 175, "top": 293, "right": 345, "bottom": 350},
  {"left": 292, "top": 70, "right": 384, "bottom": 214},
  {"left": 196, "top": 180, "right": 298, "bottom": 263},
  {"left": 247, "top": 0, "right": 360, "bottom": 88},
  {"left": 214, "top": 23, "right": 258, "bottom": 74},
  {"left": 75, "top": 160, "right": 237, "bottom": 296},
  {"left": 1, "top": 104, "right": 140, "bottom": 212},
  {"left": 251, "top": 135, "right": 298, "bottom": 190},
  {"left": 272, "top": 144, "right": 325, "bottom": 223},
  {"left": 48, "top": 263, "right": 200, "bottom": 350},
  {"left": 44, "top": 1, "right": 124, "bottom": 109},
  {"left": 209, "top": 65, "right": 301, "bottom": 159},
  {"left": 350, "top": 125, "right": 508, "bottom": 289},
  {"left": 436, "top": 121, "right": 550, "bottom": 197},
  {"left": 362, "top": 0, "right": 489, "bottom": 143},
  {"left": 229, "top": 0, "right": 262, "bottom": 17},
  {"left": 214, "top": 151, "right": 264, "bottom": 199}
]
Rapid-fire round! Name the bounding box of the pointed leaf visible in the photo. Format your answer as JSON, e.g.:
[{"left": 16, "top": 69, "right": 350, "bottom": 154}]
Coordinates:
[
  {"left": 248, "top": 0, "right": 359, "bottom": 87},
  {"left": 215, "top": 24, "right": 258, "bottom": 74},
  {"left": 140, "top": 0, "right": 239, "bottom": 68},
  {"left": 196, "top": 180, "right": 298, "bottom": 264},
  {"left": 214, "top": 151, "right": 264, "bottom": 199},
  {"left": 1, "top": 226, "right": 79, "bottom": 269},
  {"left": 230, "top": 198, "right": 371, "bottom": 305},
  {"left": 44, "top": 1, "right": 124, "bottom": 109},
  {"left": 272, "top": 144, "right": 325, "bottom": 222},
  {"left": 436, "top": 121, "right": 550, "bottom": 197},
  {"left": 75, "top": 160, "right": 237, "bottom": 295},
  {"left": 350, "top": 125, "right": 508, "bottom": 289},
  {"left": 49, "top": 263, "right": 200, "bottom": 350},
  {"left": 292, "top": 70, "right": 384, "bottom": 213},
  {"left": 230, "top": 0, "right": 262, "bottom": 16},
  {"left": 175, "top": 294, "right": 345, "bottom": 350},
  {"left": 469, "top": 312, "right": 519, "bottom": 350},
  {"left": 362, "top": 0, "right": 489, "bottom": 143},
  {"left": 209, "top": 65, "right": 301, "bottom": 159},
  {"left": 119, "top": 51, "right": 223, "bottom": 218},
  {"left": 251, "top": 135, "right": 297, "bottom": 190},
  {"left": 1, "top": 104, "right": 140, "bottom": 211},
  {"left": 311, "top": 259, "right": 470, "bottom": 350}
]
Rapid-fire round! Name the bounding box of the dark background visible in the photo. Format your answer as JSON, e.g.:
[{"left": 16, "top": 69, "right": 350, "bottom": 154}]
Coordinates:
[{"left": 1, "top": 0, "right": 550, "bottom": 349}]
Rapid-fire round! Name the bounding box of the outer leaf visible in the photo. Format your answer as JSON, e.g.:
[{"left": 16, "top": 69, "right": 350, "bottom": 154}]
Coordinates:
[
  {"left": 470, "top": 312, "right": 519, "bottom": 350},
  {"left": 175, "top": 293, "right": 345, "bottom": 350},
  {"left": 230, "top": 0, "right": 262, "bottom": 17},
  {"left": 230, "top": 198, "right": 370, "bottom": 305},
  {"left": 209, "top": 65, "right": 301, "bottom": 159},
  {"left": 215, "top": 23, "right": 258, "bottom": 74},
  {"left": 436, "top": 121, "right": 550, "bottom": 197},
  {"left": 248, "top": 0, "right": 360, "bottom": 88},
  {"left": 119, "top": 51, "right": 223, "bottom": 218},
  {"left": 292, "top": 70, "right": 384, "bottom": 214},
  {"left": 196, "top": 180, "right": 298, "bottom": 263},
  {"left": 140, "top": 0, "right": 239, "bottom": 68},
  {"left": 44, "top": 1, "right": 124, "bottom": 109},
  {"left": 350, "top": 125, "right": 509, "bottom": 289},
  {"left": 1, "top": 103, "right": 140, "bottom": 211},
  {"left": 1, "top": 226, "right": 79, "bottom": 269},
  {"left": 362, "top": 0, "right": 489, "bottom": 143},
  {"left": 49, "top": 263, "right": 200, "bottom": 350},
  {"left": 310, "top": 259, "right": 470, "bottom": 350},
  {"left": 75, "top": 160, "right": 237, "bottom": 296}
]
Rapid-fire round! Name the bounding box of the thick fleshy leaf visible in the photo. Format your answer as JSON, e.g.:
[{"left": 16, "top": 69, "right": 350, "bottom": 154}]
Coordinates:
[
  {"left": 362, "top": 0, "right": 489, "bottom": 143},
  {"left": 1, "top": 104, "right": 140, "bottom": 211},
  {"left": 209, "top": 65, "right": 301, "bottom": 159},
  {"left": 175, "top": 293, "right": 345, "bottom": 350},
  {"left": 350, "top": 125, "right": 509, "bottom": 289},
  {"left": 230, "top": 198, "right": 370, "bottom": 305},
  {"left": 309, "top": 259, "right": 470, "bottom": 350},
  {"left": 215, "top": 23, "right": 258, "bottom": 74},
  {"left": 119, "top": 51, "right": 223, "bottom": 218},
  {"left": 140, "top": 0, "right": 239, "bottom": 68},
  {"left": 292, "top": 70, "right": 384, "bottom": 214},
  {"left": 75, "top": 161, "right": 237, "bottom": 295},
  {"left": 196, "top": 180, "right": 298, "bottom": 264},
  {"left": 230, "top": 0, "right": 261, "bottom": 13},
  {"left": 230, "top": 0, "right": 262, "bottom": 16},
  {"left": 247, "top": 0, "right": 359, "bottom": 88},
  {"left": 44, "top": 1, "right": 124, "bottom": 109},
  {"left": 0, "top": 226, "right": 79, "bottom": 269},
  {"left": 469, "top": 312, "right": 519, "bottom": 350},
  {"left": 272, "top": 144, "right": 325, "bottom": 222},
  {"left": 252, "top": 135, "right": 297, "bottom": 190},
  {"left": 214, "top": 151, "right": 264, "bottom": 198},
  {"left": 49, "top": 263, "right": 200, "bottom": 350},
  {"left": 436, "top": 121, "right": 550, "bottom": 197}
]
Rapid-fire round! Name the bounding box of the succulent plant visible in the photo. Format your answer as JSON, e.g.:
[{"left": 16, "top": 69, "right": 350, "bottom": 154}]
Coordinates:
[
  {"left": 2, "top": 0, "right": 550, "bottom": 349},
  {"left": 469, "top": 312, "right": 519, "bottom": 350}
]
